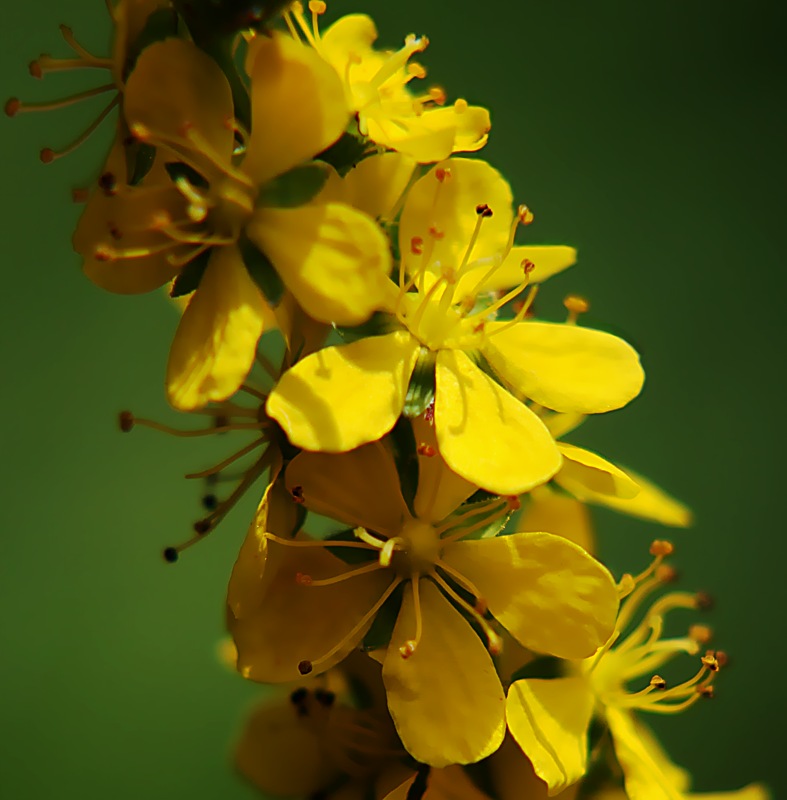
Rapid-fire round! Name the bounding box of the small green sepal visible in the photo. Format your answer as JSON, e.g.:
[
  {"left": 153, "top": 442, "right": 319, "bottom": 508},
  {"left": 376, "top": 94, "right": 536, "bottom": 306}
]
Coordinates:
[
  {"left": 257, "top": 163, "right": 330, "bottom": 208},
  {"left": 238, "top": 234, "right": 284, "bottom": 306}
]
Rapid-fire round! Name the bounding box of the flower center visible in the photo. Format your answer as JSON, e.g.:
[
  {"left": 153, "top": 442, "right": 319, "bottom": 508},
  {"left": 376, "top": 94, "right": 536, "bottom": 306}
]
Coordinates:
[{"left": 391, "top": 518, "right": 442, "bottom": 577}]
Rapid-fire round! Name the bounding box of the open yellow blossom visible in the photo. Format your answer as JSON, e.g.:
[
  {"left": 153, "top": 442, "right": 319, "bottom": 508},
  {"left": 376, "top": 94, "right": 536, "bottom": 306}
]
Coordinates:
[
  {"left": 506, "top": 543, "right": 727, "bottom": 797},
  {"left": 281, "top": 3, "right": 491, "bottom": 162},
  {"left": 75, "top": 33, "right": 392, "bottom": 411},
  {"left": 267, "top": 158, "right": 644, "bottom": 494},
  {"left": 228, "top": 424, "right": 619, "bottom": 767},
  {"left": 5, "top": 0, "right": 170, "bottom": 165}
]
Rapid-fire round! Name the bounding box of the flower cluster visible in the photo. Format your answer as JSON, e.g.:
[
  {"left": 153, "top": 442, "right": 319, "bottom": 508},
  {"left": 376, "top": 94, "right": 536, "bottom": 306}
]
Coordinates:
[{"left": 8, "top": 1, "right": 768, "bottom": 798}]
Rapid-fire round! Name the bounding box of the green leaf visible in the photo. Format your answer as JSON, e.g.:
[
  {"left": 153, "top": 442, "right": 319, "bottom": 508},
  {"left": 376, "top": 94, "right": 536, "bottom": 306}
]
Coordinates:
[
  {"left": 258, "top": 163, "right": 330, "bottom": 208},
  {"left": 389, "top": 417, "right": 419, "bottom": 517},
  {"left": 238, "top": 233, "right": 284, "bottom": 306},
  {"left": 362, "top": 581, "right": 404, "bottom": 652},
  {"left": 165, "top": 161, "right": 209, "bottom": 189},
  {"left": 318, "top": 131, "right": 370, "bottom": 177},
  {"left": 403, "top": 348, "right": 436, "bottom": 418},
  {"left": 169, "top": 248, "right": 212, "bottom": 297},
  {"left": 125, "top": 139, "right": 157, "bottom": 186},
  {"left": 509, "top": 655, "right": 566, "bottom": 683}
]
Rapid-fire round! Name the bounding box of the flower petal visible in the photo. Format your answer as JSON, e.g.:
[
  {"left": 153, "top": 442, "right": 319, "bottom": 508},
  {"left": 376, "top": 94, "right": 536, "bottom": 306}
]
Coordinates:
[
  {"left": 383, "top": 579, "right": 505, "bottom": 766},
  {"left": 285, "top": 444, "right": 409, "bottom": 538},
  {"left": 411, "top": 414, "right": 477, "bottom": 523},
  {"left": 483, "top": 321, "right": 645, "bottom": 414},
  {"left": 124, "top": 39, "right": 234, "bottom": 162},
  {"left": 244, "top": 33, "right": 349, "bottom": 187},
  {"left": 434, "top": 349, "right": 562, "bottom": 495},
  {"left": 556, "top": 443, "right": 640, "bottom": 500},
  {"left": 506, "top": 677, "right": 593, "bottom": 796},
  {"left": 516, "top": 487, "right": 595, "bottom": 554},
  {"left": 230, "top": 536, "right": 392, "bottom": 682},
  {"left": 442, "top": 532, "right": 618, "bottom": 658},
  {"left": 247, "top": 202, "right": 392, "bottom": 325},
  {"left": 399, "top": 159, "right": 512, "bottom": 287},
  {"left": 341, "top": 152, "right": 417, "bottom": 221},
  {"left": 475, "top": 245, "right": 577, "bottom": 294},
  {"left": 489, "top": 735, "right": 567, "bottom": 800},
  {"left": 166, "top": 245, "right": 272, "bottom": 410},
  {"left": 266, "top": 331, "right": 419, "bottom": 452},
  {"left": 579, "top": 466, "right": 693, "bottom": 527}
]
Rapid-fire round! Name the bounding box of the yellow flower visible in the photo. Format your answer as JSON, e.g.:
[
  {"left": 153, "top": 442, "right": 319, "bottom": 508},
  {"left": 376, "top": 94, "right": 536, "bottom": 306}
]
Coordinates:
[
  {"left": 228, "top": 423, "right": 619, "bottom": 767},
  {"left": 267, "top": 158, "right": 644, "bottom": 495},
  {"left": 75, "top": 33, "right": 392, "bottom": 411},
  {"left": 282, "top": 3, "right": 491, "bottom": 162},
  {"left": 506, "top": 543, "right": 730, "bottom": 797},
  {"left": 5, "top": 0, "right": 171, "bottom": 165}
]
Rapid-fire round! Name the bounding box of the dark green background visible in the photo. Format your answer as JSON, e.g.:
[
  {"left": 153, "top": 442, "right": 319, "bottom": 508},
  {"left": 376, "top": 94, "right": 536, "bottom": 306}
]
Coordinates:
[{"left": 1, "top": 1, "right": 784, "bottom": 797}]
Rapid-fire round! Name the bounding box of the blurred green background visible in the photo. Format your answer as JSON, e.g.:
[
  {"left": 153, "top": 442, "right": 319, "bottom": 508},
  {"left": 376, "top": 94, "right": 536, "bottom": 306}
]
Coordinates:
[{"left": 1, "top": 0, "right": 784, "bottom": 797}]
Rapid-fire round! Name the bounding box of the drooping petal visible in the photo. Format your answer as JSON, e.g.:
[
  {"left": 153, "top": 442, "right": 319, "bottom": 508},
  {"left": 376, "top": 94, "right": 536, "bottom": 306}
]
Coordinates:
[
  {"left": 266, "top": 331, "right": 419, "bottom": 452},
  {"left": 434, "top": 349, "right": 562, "bottom": 495},
  {"left": 285, "top": 444, "right": 409, "bottom": 538},
  {"left": 230, "top": 537, "right": 393, "bottom": 683},
  {"left": 483, "top": 321, "right": 645, "bottom": 414},
  {"left": 383, "top": 579, "right": 505, "bottom": 766},
  {"left": 166, "top": 245, "right": 272, "bottom": 410},
  {"left": 399, "top": 159, "right": 512, "bottom": 285},
  {"left": 470, "top": 245, "right": 577, "bottom": 295},
  {"left": 247, "top": 202, "right": 392, "bottom": 325},
  {"left": 411, "top": 414, "right": 477, "bottom": 524},
  {"left": 556, "top": 443, "right": 640, "bottom": 500},
  {"left": 441, "top": 532, "right": 618, "bottom": 658},
  {"left": 516, "top": 487, "right": 595, "bottom": 554},
  {"left": 235, "top": 699, "right": 342, "bottom": 797},
  {"left": 124, "top": 39, "right": 235, "bottom": 162},
  {"left": 244, "top": 33, "right": 349, "bottom": 187},
  {"left": 506, "top": 677, "right": 594, "bottom": 796},
  {"left": 579, "top": 466, "right": 693, "bottom": 527}
]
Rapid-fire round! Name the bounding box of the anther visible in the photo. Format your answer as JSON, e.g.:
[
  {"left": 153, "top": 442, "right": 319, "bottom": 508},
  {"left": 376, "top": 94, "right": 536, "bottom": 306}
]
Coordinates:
[
  {"left": 475, "top": 203, "right": 493, "bottom": 218},
  {"left": 28, "top": 60, "right": 43, "bottom": 78},
  {"left": 695, "top": 591, "right": 715, "bottom": 611},
  {"left": 410, "top": 236, "right": 424, "bottom": 255},
  {"left": 298, "top": 660, "right": 313, "bottom": 676},
  {"left": 435, "top": 167, "right": 451, "bottom": 183},
  {"left": 689, "top": 624, "right": 713, "bottom": 644},
  {"left": 4, "top": 98, "right": 21, "bottom": 117},
  {"left": 417, "top": 443, "right": 436, "bottom": 457},
  {"left": 428, "top": 225, "right": 445, "bottom": 240},
  {"left": 163, "top": 547, "right": 179, "bottom": 563},
  {"left": 424, "top": 403, "right": 435, "bottom": 424},
  {"left": 201, "top": 494, "right": 219, "bottom": 511},
  {"left": 314, "top": 689, "right": 335, "bottom": 707},
  {"left": 129, "top": 122, "right": 151, "bottom": 141},
  {"left": 98, "top": 171, "right": 117, "bottom": 196},
  {"left": 521, "top": 259, "right": 536, "bottom": 274},
  {"left": 505, "top": 495, "right": 521, "bottom": 511},
  {"left": 517, "top": 205, "right": 535, "bottom": 225},
  {"left": 715, "top": 650, "right": 729, "bottom": 668},
  {"left": 118, "top": 411, "right": 135, "bottom": 432},
  {"left": 698, "top": 685, "right": 715, "bottom": 699},
  {"left": 39, "top": 148, "right": 56, "bottom": 164},
  {"left": 656, "top": 564, "right": 679, "bottom": 583},
  {"left": 296, "top": 572, "right": 313, "bottom": 586},
  {"left": 650, "top": 675, "right": 667, "bottom": 690},
  {"left": 408, "top": 62, "right": 427, "bottom": 79},
  {"left": 701, "top": 651, "right": 720, "bottom": 672},
  {"left": 428, "top": 87, "right": 447, "bottom": 105},
  {"left": 308, "top": 1, "right": 327, "bottom": 13},
  {"left": 564, "top": 295, "right": 590, "bottom": 315},
  {"left": 400, "top": 640, "right": 417, "bottom": 659},
  {"left": 291, "top": 486, "right": 305, "bottom": 504},
  {"left": 488, "top": 630, "right": 503, "bottom": 657},
  {"left": 454, "top": 98, "right": 468, "bottom": 113},
  {"left": 649, "top": 540, "right": 674, "bottom": 557}
]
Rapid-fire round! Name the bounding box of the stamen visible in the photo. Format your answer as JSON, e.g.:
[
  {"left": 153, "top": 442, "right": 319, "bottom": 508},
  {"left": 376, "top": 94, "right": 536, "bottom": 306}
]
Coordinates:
[
  {"left": 435, "top": 559, "right": 488, "bottom": 614},
  {"left": 379, "top": 537, "right": 406, "bottom": 567},
  {"left": 5, "top": 83, "right": 114, "bottom": 116},
  {"left": 39, "top": 94, "right": 119, "bottom": 163},
  {"left": 564, "top": 294, "right": 590, "bottom": 325},
  {"left": 297, "top": 560, "right": 385, "bottom": 588},
  {"left": 435, "top": 497, "right": 507, "bottom": 535},
  {"left": 399, "top": 576, "right": 424, "bottom": 658},
  {"left": 118, "top": 412, "right": 265, "bottom": 437},
  {"left": 298, "top": 578, "right": 403, "bottom": 675},
  {"left": 263, "top": 532, "right": 377, "bottom": 552},
  {"left": 184, "top": 438, "right": 266, "bottom": 480}
]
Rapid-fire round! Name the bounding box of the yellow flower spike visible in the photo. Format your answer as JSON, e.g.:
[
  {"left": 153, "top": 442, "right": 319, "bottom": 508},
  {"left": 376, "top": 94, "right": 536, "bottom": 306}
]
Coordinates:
[
  {"left": 299, "top": 11, "right": 491, "bottom": 162},
  {"left": 229, "top": 442, "right": 619, "bottom": 766},
  {"left": 434, "top": 349, "right": 562, "bottom": 495},
  {"left": 243, "top": 33, "right": 351, "bottom": 187},
  {"left": 383, "top": 579, "right": 506, "bottom": 766},
  {"left": 266, "top": 331, "right": 420, "bottom": 452},
  {"left": 166, "top": 245, "right": 273, "bottom": 411}
]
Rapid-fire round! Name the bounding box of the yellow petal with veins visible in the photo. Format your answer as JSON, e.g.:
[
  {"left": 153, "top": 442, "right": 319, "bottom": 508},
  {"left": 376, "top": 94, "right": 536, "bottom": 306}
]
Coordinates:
[
  {"left": 266, "top": 331, "right": 420, "bottom": 452},
  {"left": 285, "top": 444, "right": 409, "bottom": 538},
  {"left": 247, "top": 202, "right": 392, "bottom": 326},
  {"left": 230, "top": 537, "right": 392, "bottom": 683},
  {"left": 517, "top": 487, "right": 595, "bottom": 554},
  {"left": 166, "top": 245, "right": 272, "bottom": 410},
  {"left": 469, "top": 245, "right": 577, "bottom": 295},
  {"left": 244, "top": 33, "right": 349, "bottom": 188},
  {"left": 506, "top": 677, "right": 593, "bottom": 796},
  {"left": 124, "top": 39, "right": 235, "bottom": 163},
  {"left": 441, "top": 532, "right": 618, "bottom": 658},
  {"left": 483, "top": 321, "right": 645, "bottom": 414},
  {"left": 383, "top": 579, "right": 505, "bottom": 766},
  {"left": 556, "top": 443, "right": 640, "bottom": 500},
  {"left": 434, "top": 349, "right": 561, "bottom": 495}
]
